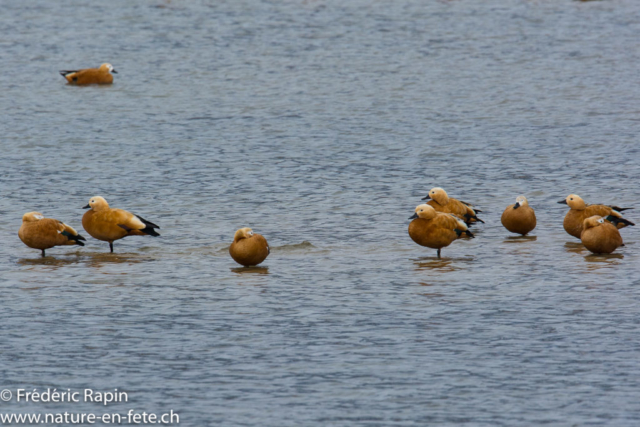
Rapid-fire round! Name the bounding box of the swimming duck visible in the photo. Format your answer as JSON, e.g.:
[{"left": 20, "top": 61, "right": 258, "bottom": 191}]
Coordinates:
[
  {"left": 422, "top": 187, "right": 483, "bottom": 225},
  {"left": 581, "top": 215, "right": 624, "bottom": 254},
  {"left": 501, "top": 195, "right": 536, "bottom": 235},
  {"left": 408, "top": 204, "right": 473, "bottom": 258},
  {"left": 19, "top": 212, "right": 86, "bottom": 257},
  {"left": 558, "top": 194, "right": 634, "bottom": 239},
  {"left": 82, "top": 196, "right": 159, "bottom": 252},
  {"left": 229, "top": 227, "right": 270, "bottom": 266},
  {"left": 60, "top": 63, "right": 117, "bottom": 85}
]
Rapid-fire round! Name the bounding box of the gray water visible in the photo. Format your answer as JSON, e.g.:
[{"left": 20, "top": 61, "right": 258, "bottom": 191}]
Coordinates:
[{"left": 2, "top": 0, "right": 640, "bottom": 425}]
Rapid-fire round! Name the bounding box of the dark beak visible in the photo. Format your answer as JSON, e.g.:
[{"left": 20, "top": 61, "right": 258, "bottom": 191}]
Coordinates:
[
  {"left": 513, "top": 202, "right": 520, "bottom": 209},
  {"left": 557, "top": 199, "right": 567, "bottom": 205},
  {"left": 112, "top": 69, "right": 118, "bottom": 74},
  {"left": 421, "top": 194, "right": 431, "bottom": 201},
  {"left": 409, "top": 213, "right": 418, "bottom": 220},
  {"left": 82, "top": 204, "right": 90, "bottom": 209}
]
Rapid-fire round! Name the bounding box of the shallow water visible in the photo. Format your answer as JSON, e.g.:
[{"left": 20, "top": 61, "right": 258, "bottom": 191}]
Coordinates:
[{"left": 2, "top": 0, "right": 640, "bottom": 425}]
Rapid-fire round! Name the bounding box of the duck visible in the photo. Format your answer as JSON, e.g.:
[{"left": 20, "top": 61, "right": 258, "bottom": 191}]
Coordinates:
[
  {"left": 422, "top": 187, "right": 483, "bottom": 225},
  {"left": 558, "top": 194, "right": 634, "bottom": 239},
  {"left": 18, "top": 212, "right": 86, "bottom": 257},
  {"left": 229, "top": 227, "right": 270, "bottom": 266},
  {"left": 501, "top": 195, "right": 536, "bottom": 235},
  {"left": 408, "top": 204, "right": 473, "bottom": 258},
  {"left": 59, "top": 63, "right": 117, "bottom": 85},
  {"left": 82, "top": 196, "right": 159, "bottom": 252},
  {"left": 581, "top": 216, "right": 624, "bottom": 254}
]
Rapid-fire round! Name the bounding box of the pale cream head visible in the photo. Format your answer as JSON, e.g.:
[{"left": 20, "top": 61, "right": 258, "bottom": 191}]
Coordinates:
[
  {"left": 87, "top": 196, "right": 109, "bottom": 211},
  {"left": 428, "top": 187, "right": 449, "bottom": 205},
  {"left": 22, "top": 212, "right": 45, "bottom": 222},
  {"left": 414, "top": 204, "right": 437, "bottom": 220},
  {"left": 514, "top": 195, "right": 529, "bottom": 207},
  {"left": 100, "top": 63, "right": 115, "bottom": 73},
  {"left": 565, "top": 194, "right": 586, "bottom": 210},
  {"left": 233, "top": 227, "right": 254, "bottom": 242},
  {"left": 583, "top": 215, "right": 605, "bottom": 230}
]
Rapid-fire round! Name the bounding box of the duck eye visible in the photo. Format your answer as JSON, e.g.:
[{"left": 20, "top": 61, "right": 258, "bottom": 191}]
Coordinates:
[{"left": 570, "top": 198, "right": 573, "bottom": 201}]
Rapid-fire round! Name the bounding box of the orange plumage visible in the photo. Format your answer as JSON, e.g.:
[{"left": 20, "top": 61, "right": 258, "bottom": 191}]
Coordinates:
[
  {"left": 19, "top": 212, "right": 85, "bottom": 257},
  {"left": 581, "top": 216, "right": 624, "bottom": 254},
  {"left": 82, "top": 196, "right": 159, "bottom": 252},
  {"left": 422, "top": 187, "right": 483, "bottom": 225},
  {"left": 229, "top": 228, "right": 270, "bottom": 266},
  {"left": 559, "top": 194, "right": 633, "bottom": 239},
  {"left": 501, "top": 195, "right": 536, "bottom": 235},
  {"left": 408, "top": 204, "right": 473, "bottom": 258},
  {"left": 60, "top": 63, "right": 117, "bottom": 85}
]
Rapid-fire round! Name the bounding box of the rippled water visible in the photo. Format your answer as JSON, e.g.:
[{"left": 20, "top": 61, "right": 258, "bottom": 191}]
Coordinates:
[{"left": 2, "top": 0, "right": 640, "bottom": 425}]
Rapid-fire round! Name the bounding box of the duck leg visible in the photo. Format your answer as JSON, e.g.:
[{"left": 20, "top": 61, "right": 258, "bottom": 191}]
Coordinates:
[
  {"left": 41, "top": 249, "right": 45, "bottom": 257},
  {"left": 109, "top": 242, "right": 114, "bottom": 253},
  {"left": 437, "top": 248, "right": 441, "bottom": 258}
]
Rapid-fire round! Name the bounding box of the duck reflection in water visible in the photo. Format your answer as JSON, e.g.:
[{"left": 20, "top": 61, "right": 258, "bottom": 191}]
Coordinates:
[
  {"left": 584, "top": 253, "right": 624, "bottom": 269},
  {"left": 231, "top": 266, "right": 270, "bottom": 275},
  {"left": 503, "top": 235, "right": 537, "bottom": 243},
  {"left": 82, "top": 252, "right": 150, "bottom": 268},
  {"left": 414, "top": 257, "right": 456, "bottom": 272},
  {"left": 502, "top": 235, "right": 537, "bottom": 256},
  {"left": 18, "top": 252, "right": 152, "bottom": 270},
  {"left": 564, "top": 241, "right": 589, "bottom": 255},
  {"left": 17, "top": 254, "right": 83, "bottom": 269}
]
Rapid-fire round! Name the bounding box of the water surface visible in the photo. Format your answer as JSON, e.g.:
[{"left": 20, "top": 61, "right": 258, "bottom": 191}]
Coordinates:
[{"left": 2, "top": 0, "right": 640, "bottom": 425}]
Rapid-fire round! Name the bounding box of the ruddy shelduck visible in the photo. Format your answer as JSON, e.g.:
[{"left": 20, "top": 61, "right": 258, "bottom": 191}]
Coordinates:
[
  {"left": 19, "top": 212, "right": 86, "bottom": 257},
  {"left": 82, "top": 196, "right": 159, "bottom": 252},
  {"left": 501, "top": 195, "right": 536, "bottom": 235},
  {"left": 408, "top": 204, "right": 474, "bottom": 258},
  {"left": 581, "top": 216, "right": 624, "bottom": 254},
  {"left": 60, "top": 63, "right": 117, "bottom": 85},
  {"left": 229, "top": 227, "right": 270, "bottom": 266},
  {"left": 558, "top": 194, "right": 634, "bottom": 239},
  {"left": 422, "top": 187, "right": 483, "bottom": 225}
]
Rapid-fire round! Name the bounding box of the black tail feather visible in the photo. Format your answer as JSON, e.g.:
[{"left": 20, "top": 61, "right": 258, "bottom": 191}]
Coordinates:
[
  {"left": 62, "top": 230, "right": 86, "bottom": 246},
  {"left": 464, "top": 213, "right": 484, "bottom": 224},
  {"left": 607, "top": 216, "right": 635, "bottom": 227},
  {"left": 610, "top": 206, "right": 633, "bottom": 212},
  {"left": 142, "top": 226, "right": 160, "bottom": 237},
  {"left": 135, "top": 214, "right": 159, "bottom": 229},
  {"left": 455, "top": 229, "right": 475, "bottom": 238},
  {"left": 59, "top": 70, "right": 78, "bottom": 76},
  {"left": 135, "top": 214, "right": 160, "bottom": 236}
]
